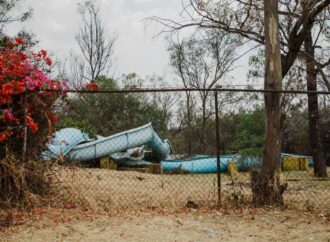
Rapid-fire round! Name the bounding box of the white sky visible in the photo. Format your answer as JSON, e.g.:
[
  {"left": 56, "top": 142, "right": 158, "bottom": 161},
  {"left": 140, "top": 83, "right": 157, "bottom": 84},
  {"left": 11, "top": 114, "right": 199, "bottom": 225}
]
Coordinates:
[{"left": 5, "top": 0, "right": 250, "bottom": 86}]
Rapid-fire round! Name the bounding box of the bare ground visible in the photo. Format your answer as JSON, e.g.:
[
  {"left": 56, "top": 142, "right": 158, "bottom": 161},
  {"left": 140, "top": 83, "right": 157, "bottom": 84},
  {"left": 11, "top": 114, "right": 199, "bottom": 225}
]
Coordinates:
[
  {"left": 1, "top": 166, "right": 330, "bottom": 242},
  {"left": 1, "top": 207, "right": 330, "bottom": 242}
]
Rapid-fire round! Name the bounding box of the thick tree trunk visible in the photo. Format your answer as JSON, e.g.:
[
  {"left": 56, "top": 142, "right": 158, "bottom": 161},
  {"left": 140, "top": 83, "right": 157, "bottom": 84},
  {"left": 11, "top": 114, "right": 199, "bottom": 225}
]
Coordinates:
[
  {"left": 304, "top": 31, "right": 328, "bottom": 178},
  {"left": 251, "top": 0, "right": 287, "bottom": 206}
]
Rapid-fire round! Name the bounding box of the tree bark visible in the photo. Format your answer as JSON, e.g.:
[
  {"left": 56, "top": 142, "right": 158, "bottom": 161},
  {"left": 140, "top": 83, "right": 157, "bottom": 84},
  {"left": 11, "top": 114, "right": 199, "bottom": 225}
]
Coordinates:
[
  {"left": 304, "top": 31, "right": 328, "bottom": 178},
  {"left": 201, "top": 95, "right": 207, "bottom": 154},
  {"left": 186, "top": 92, "right": 192, "bottom": 156},
  {"left": 251, "top": 0, "right": 287, "bottom": 206}
]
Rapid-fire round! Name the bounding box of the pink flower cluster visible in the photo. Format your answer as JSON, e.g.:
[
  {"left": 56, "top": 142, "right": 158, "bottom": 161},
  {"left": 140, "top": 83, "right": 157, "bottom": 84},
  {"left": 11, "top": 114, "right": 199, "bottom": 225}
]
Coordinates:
[{"left": 0, "top": 34, "right": 67, "bottom": 142}]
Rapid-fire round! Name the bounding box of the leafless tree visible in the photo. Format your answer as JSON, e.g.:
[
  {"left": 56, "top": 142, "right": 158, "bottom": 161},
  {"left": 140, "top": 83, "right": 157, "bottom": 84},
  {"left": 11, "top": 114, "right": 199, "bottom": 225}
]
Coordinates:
[
  {"left": 57, "top": 52, "right": 85, "bottom": 91},
  {"left": 150, "top": 0, "right": 330, "bottom": 182},
  {"left": 148, "top": 75, "right": 180, "bottom": 128},
  {"left": 150, "top": 0, "right": 330, "bottom": 204},
  {"left": 168, "top": 31, "right": 242, "bottom": 153},
  {"left": 240, "top": 0, "right": 330, "bottom": 177},
  {"left": 75, "top": 0, "right": 117, "bottom": 83},
  {"left": 0, "top": 0, "right": 32, "bottom": 25},
  {"left": 150, "top": 0, "right": 330, "bottom": 80}
]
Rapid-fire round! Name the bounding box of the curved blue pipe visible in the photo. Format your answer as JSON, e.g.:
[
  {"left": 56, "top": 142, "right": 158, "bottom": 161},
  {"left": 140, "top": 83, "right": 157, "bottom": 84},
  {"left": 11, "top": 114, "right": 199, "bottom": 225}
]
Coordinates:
[{"left": 161, "top": 155, "right": 235, "bottom": 173}]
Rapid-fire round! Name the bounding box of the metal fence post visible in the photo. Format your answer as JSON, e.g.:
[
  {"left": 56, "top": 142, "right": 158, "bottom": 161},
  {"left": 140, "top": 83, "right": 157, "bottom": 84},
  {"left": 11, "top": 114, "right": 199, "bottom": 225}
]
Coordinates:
[{"left": 214, "top": 90, "right": 221, "bottom": 207}]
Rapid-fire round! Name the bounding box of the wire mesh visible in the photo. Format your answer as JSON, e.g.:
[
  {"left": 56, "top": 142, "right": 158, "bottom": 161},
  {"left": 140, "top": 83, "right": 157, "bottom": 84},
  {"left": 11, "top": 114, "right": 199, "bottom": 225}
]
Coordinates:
[{"left": 42, "top": 89, "right": 330, "bottom": 212}]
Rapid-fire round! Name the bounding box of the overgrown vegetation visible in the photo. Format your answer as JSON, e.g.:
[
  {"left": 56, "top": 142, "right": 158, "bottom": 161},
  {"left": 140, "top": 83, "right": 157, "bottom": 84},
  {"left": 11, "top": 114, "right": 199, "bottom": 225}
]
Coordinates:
[
  {"left": 1, "top": 0, "right": 330, "bottom": 211},
  {"left": 0, "top": 33, "right": 65, "bottom": 209},
  {"left": 0, "top": 156, "right": 51, "bottom": 209},
  {"left": 57, "top": 76, "right": 168, "bottom": 136}
]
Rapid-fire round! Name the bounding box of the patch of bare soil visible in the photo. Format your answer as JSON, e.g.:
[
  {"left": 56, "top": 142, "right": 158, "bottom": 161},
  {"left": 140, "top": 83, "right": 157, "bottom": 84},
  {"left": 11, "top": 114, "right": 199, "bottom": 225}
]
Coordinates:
[{"left": 1, "top": 208, "right": 330, "bottom": 242}]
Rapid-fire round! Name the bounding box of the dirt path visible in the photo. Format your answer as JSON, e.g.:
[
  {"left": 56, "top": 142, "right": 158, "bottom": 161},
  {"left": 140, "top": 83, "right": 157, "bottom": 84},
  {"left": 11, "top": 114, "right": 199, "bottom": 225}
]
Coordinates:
[{"left": 1, "top": 208, "right": 329, "bottom": 242}]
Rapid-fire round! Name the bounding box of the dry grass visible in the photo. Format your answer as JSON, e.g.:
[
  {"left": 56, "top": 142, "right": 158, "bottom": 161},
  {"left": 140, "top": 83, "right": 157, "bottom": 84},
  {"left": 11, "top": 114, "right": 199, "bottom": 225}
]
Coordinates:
[
  {"left": 0, "top": 156, "right": 51, "bottom": 210},
  {"left": 52, "top": 165, "right": 330, "bottom": 213},
  {"left": 1, "top": 165, "right": 328, "bottom": 239},
  {"left": 55, "top": 167, "right": 218, "bottom": 210}
]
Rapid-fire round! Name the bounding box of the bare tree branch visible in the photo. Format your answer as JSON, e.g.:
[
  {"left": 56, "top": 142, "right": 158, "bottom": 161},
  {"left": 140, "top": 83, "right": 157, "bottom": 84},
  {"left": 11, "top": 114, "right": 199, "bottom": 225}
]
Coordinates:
[{"left": 75, "top": 0, "right": 117, "bottom": 83}]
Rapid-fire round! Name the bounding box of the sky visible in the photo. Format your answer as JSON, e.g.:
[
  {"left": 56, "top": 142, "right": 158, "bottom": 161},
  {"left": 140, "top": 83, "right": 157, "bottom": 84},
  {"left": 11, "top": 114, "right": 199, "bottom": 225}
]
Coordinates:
[{"left": 5, "top": 0, "right": 250, "bottom": 86}]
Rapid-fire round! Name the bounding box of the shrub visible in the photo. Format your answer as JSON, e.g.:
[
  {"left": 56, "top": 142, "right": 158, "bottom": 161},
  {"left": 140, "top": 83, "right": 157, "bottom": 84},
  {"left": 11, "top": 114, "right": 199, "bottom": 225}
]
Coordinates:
[
  {"left": 0, "top": 32, "right": 66, "bottom": 208},
  {"left": 0, "top": 32, "right": 66, "bottom": 159}
]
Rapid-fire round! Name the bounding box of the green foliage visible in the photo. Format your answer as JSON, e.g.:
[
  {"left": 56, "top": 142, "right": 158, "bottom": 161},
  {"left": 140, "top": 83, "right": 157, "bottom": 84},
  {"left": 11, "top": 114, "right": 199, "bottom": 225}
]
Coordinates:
[
  {"left": 59, "top": 76, "right": 168, "bottom": 136},
  {"left": 247, "top": 48, "right": 264, "bottom": 82},
  {"left": 56, "top": 118, "right": 97, "bottom": 138},
  {"left": 283, "top": 109, "right": 309, "bottom": 153},
  {"left": 239, "top": 147, "right": 263, "bottom": 158},
  {"left": 229, "top": 107, "right": 265, "bottom": 155}
]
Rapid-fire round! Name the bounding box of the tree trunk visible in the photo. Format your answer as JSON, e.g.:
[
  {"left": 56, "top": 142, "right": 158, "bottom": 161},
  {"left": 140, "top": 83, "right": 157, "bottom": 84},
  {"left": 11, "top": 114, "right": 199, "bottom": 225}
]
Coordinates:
[
  {"left": 201, "top": 96, "right": 207, "bottom": 154},
  {"left": 251, "top": 0, "right": 287, "bottom": 206},
  {"left": 304, "top": 31, "right": 328, "bottom": 178},
  {"left": 186, "top": 92, "right": 192, "bottom": 156}
]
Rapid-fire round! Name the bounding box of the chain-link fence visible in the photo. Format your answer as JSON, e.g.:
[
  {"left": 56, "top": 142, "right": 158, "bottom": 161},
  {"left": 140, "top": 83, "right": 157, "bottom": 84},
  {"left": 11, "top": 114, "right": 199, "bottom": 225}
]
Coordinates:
[{"left": 42, "top": 88, "right": 330, "bottom": 212}]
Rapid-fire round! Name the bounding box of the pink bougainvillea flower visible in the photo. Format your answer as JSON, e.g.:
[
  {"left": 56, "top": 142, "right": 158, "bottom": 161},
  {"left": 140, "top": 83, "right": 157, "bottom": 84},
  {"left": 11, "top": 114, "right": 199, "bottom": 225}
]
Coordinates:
[
  {"left": 45, "top": 57, "right": 52, "bottom": 66},
  {"left": 0, "top": 131, "right": 13, "bottom": 143},
  {"left": 3, "top": 109, "right": 15, "bottom": 122},
  {"left": 15, "top": 38, "right": 24, "bottom": 45},
  {"left": 0, "top": 33, "right": 67, "bottom": 142},
  {"left": 85, "top": 82, "right": 99, "bottom": 90},
  {"left": 27, "top": 115, "right": 38, "bottom": 133}
]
